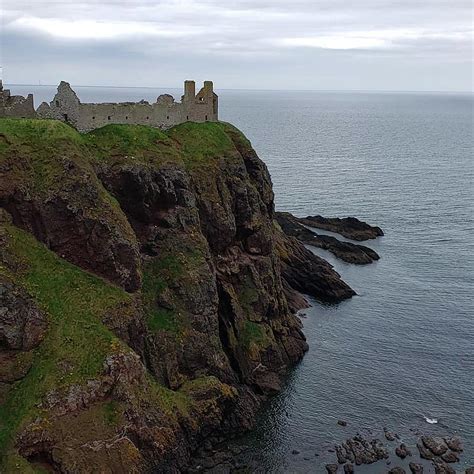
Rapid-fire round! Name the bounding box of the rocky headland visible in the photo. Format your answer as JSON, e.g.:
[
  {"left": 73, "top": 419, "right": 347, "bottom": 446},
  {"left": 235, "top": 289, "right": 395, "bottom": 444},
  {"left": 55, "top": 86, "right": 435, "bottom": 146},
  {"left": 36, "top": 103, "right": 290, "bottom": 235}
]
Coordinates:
[
  {"left": 0, "top": 118, "right": 357, "bottom": 472},
  {"left": 276, "top": 212, "right": 380, "bottom": 264},
  {"left": 299, "top": 215, "right": 384, "bottom": 241}
]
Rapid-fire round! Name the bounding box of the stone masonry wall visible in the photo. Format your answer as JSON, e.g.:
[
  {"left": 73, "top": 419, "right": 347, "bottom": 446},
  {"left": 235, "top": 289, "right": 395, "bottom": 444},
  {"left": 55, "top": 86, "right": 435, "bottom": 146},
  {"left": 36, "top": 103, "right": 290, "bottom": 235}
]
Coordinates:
[
  {"left": 0, "top": 81, "right": 36, "bottom": 119},
  {"left": 36, "top": 80, "right": 218, "bottom": 132}
]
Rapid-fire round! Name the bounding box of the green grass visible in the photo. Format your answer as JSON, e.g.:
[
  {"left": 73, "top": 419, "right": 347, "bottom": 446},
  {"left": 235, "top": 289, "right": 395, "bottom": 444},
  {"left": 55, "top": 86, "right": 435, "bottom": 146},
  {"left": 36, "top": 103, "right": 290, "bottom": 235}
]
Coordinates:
[
  {"left": 102, "top": 400, "right": 122, "bottom": 426},
  {"left": 0, "top": 223, "right": 132, "bottom": 456},
  {"left": 240, "top": 321, "right": 268, "bottom": 350},
  {"left": 167, "top": 122, "right": 236, "bottom": 168},
  {"left": 238, "top": 277, "right": 259, "bottom": 317},
  {"left": 142, "top": 254, "right": 182, "bottom": 334},
  {"left": 141, "top": 247, "right": 206, "bottom": 335},
  {"left": 147, "top": 308, "right": 178, "bottom": 332},
  {"left": 85, "top": 124, "right": 178, "bottom": 163}
]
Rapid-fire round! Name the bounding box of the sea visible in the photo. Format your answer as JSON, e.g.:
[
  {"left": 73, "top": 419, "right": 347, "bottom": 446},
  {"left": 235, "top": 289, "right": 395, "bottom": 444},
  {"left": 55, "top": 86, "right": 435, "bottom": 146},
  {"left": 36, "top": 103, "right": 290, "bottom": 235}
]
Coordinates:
[{"left": 6, "top": 85, "right": 474, "bottom": 472}]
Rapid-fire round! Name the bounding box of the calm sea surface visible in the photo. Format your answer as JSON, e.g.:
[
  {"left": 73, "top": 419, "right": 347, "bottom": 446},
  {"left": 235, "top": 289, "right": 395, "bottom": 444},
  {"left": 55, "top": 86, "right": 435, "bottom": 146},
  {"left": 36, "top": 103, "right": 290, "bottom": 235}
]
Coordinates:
[{"left": 7, "top": 85, "right": 474, "bottom": 472}]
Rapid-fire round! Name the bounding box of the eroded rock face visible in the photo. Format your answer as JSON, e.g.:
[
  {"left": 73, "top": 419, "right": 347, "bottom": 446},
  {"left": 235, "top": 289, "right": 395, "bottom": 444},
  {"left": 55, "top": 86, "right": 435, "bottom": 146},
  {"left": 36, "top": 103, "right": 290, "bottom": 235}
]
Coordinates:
[
  {"left": 0, "top": 158, "right": 141, "bottom": 292},
  {"left": 276, "top": 231, "right": 356, "bottom": 303},
  {"left": 96, "top": 133, "right": 311, "bottom": 396},
  {"left": 0, "top": 278, "right": 47, "bottom": 403},
  {"left": 0, "top": 279, "right": 47, "bottom": 351}
]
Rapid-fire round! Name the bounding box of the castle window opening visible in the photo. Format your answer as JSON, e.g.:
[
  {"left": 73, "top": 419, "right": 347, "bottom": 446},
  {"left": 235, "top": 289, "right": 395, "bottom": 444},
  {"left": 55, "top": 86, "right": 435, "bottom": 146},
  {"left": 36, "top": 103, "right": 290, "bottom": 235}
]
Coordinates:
[
  {"left": 63, "top": 113, "right": 68, "bottom": 122},
  {"left": 205, "top": 115, "right": 208, "bottom": 121},
  {"left": 125, "top": 116, "right": 128, "bottom": 120},
  {"left": 186, "top": 115, "right": 189, "bottom": 120},
  {"left": 146, "top": 116, "right": 149, "bottom": 120},
  {"left": 92, "top": 116, "right": 95, "bottom": 120},
  {"left": 108, "top": 116, "right": 111, "bottom": 120},
  {"left": 167, "top": 116, "right": 169, "bottom": 120},
  {"left": 200, "top": 97, "right": 204, "bottom": 102},
  {"left": 55, "top": 100, "right": 60, "bottom": 107}
]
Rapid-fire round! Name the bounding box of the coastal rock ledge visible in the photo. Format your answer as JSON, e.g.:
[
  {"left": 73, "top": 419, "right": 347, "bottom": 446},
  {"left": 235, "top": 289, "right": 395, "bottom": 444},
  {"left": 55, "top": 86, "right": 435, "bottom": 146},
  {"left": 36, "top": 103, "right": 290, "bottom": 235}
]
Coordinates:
[{"left": 0, "top": 119, "right": 354, "bottom": 472}]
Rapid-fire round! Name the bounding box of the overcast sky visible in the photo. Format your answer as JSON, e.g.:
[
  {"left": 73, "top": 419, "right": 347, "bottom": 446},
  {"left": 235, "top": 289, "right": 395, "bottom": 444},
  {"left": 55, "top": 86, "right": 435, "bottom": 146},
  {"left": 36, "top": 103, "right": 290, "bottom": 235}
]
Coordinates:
[{"left": 1, "top": 0, "right": 472, "bottom": 91}]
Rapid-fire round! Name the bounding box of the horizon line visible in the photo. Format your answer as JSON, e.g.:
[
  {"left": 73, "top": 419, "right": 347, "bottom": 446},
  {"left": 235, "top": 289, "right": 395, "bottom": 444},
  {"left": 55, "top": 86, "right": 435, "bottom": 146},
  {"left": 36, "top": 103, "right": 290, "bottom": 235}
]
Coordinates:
[{"left": 3, "top": 83, "right": 473, "bottom": 95}]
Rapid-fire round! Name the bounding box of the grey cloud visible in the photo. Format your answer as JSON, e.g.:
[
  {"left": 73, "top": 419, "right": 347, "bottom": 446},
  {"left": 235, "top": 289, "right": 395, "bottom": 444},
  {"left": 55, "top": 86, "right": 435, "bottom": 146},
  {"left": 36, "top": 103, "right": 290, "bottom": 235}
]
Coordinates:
[{"left": 0, "top": 0, "right": 472, "bottom": 91}]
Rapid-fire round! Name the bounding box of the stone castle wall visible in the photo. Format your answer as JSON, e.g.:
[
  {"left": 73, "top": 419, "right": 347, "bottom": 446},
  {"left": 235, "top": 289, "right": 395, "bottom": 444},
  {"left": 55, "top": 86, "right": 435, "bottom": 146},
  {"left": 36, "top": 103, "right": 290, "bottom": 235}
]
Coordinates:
[
  {"left": 0, "top": 81, "right": 36, "bottom": 118},
  {"left": 36, "top": 80, "right": 218, "bottom": 132}
]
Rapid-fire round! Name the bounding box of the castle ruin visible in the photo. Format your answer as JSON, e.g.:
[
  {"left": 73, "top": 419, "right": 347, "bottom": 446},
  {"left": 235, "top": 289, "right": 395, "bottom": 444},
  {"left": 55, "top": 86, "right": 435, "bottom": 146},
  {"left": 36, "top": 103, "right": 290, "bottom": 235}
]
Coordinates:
[
  {"left": 0, "top": 80, "right": 36, "bottom": 118},
  {"left": 0, "top": 80, "right": 218, "bottom": 132}
]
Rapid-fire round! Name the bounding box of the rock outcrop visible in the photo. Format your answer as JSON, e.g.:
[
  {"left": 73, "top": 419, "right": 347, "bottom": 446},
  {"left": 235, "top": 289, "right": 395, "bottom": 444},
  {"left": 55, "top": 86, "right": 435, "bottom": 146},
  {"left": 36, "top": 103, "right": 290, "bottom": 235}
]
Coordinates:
[
  {"left": 299, "top": 215, "right": 384, "bottom": 241},
  {"left": 0, "top": 119, "right": 356, "bottom": 472},
  {"left": 276, "top": 211, "right": 380, "bottom": 264}
]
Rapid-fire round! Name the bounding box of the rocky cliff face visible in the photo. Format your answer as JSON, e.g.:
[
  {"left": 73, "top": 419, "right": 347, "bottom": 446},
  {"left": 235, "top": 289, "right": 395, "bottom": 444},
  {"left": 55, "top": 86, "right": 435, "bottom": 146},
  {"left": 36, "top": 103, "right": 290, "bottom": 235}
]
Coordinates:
[{"left": 0, "top": 119, "right": 353, "bottom": 472}]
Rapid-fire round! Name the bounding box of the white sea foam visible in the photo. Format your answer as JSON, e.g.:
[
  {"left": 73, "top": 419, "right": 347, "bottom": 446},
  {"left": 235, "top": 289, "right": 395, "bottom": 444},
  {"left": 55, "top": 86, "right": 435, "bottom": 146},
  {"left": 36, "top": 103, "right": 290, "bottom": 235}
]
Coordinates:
[{"left": 425, "top": 417, "right": 438, "bottom": 424}]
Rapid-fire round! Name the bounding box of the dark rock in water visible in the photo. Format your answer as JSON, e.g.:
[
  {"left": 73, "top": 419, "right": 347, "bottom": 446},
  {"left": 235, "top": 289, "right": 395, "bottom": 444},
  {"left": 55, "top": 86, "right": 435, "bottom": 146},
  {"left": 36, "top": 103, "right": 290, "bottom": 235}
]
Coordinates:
[
  {"left": 444, "top": 436, "right": 463, "bottom": 452},
  {"left": 384, "top": 429, "right": 397, "bottom": 441},
  {"left": 326, "top": 464, "right": 339, "bottom": 473},
  {"left": 343, "top": 464, "right": 354, "bottom": 474},
  {"left": 275, "top": 212, "right": 380, "bottom": 264},
  {"left": 433, "top": 461, "right": 456, "bottom": 474},
  {"left": 395, "top": 443, "right": 412, "bottom": 459},
  {"left": 298, "top": 215, "right": 384, "bottom": 241},
  {"left": 336, "top": 446, "right": 347, "bottom": 464},
  {"left": 334, "top": 435, "right": 388, "bottom": 466},
  {"left": 277, "top": 229, "right": 356, "bottom": 304},
  {"left": 417, "top": 441, "right": 435, "bottom": 460},
  {"left": 292, "top": 449, "right": 300, "bottom": 455},
  {"left": 409, "top": 462, "right": 424, "bottom": 474},
  {"left": 337, "top": 420, "right": 348, "bottom": 426},
  {"left": 441, "top": 451, "right": 459, "bottom": 463},
  {"left": 388, "top": 468, "right": 406, "bottom": 474},
  {"left": 422, "top": 436, "right": 448, "bottom": 456}
]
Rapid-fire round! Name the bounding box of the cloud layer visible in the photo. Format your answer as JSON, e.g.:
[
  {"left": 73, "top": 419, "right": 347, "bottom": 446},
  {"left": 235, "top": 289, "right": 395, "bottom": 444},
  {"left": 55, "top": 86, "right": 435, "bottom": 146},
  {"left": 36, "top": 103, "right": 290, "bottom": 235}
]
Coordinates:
[{"left": 1, "top": 0, "right": 472, "bottom": 90}]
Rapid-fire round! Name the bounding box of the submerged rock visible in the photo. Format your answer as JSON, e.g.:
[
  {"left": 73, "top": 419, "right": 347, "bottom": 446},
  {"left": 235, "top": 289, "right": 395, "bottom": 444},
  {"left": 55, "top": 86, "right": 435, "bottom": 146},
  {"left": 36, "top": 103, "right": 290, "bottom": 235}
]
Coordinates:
[{"left": 384, "top": 428, "right": 397, "bottom": 441}]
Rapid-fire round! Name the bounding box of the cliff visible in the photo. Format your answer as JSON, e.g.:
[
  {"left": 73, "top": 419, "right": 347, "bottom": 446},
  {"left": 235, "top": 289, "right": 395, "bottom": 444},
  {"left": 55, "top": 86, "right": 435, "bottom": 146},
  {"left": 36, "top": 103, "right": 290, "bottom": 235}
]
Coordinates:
[{"left": 0, "top": 118, "right": 353, "bottom": 472}]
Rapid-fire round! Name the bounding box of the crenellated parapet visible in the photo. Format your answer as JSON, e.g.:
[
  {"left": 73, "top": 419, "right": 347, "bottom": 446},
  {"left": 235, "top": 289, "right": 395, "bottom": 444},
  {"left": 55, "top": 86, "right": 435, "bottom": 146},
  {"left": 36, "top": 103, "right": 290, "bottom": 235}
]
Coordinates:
[{"left": 36, "top": 80, "right": 218, "bottom": 132}]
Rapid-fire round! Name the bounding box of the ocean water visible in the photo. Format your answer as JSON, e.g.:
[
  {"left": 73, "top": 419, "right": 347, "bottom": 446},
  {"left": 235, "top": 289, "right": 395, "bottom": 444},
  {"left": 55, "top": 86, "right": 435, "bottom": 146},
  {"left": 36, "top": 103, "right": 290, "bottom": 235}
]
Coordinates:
[{"left": 7, "top": 85, "right": 474, "bottom": 472}]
